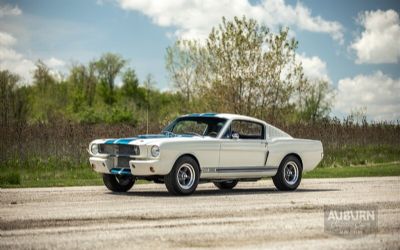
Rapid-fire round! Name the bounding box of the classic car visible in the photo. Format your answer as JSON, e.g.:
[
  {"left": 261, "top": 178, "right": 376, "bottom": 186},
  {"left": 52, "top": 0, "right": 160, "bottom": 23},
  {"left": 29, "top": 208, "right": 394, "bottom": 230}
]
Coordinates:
[{"left": 88, "top": 113, "right": 323, "bottom": 195}]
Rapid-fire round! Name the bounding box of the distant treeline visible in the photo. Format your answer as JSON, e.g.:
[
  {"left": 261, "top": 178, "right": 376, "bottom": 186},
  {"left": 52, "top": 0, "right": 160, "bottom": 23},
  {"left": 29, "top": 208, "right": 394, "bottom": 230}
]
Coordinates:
[
  {"left": 1, "top": 16, "right": 399, "bottom": 169},
  {"left": 1, "top": 16, "right": 339, "bottom": 127},
  {"left": 0, "top": 57, "right": 184, "bottom": 127}
]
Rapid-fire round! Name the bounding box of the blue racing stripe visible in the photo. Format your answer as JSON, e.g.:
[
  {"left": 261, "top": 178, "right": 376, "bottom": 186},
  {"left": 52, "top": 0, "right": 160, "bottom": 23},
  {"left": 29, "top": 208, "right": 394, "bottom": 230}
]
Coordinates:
[
  {"left": 104, "top": 133, "right": 194, "bottom": 145},
  {"left": 187, "top": 112, "right": 217, "bottom": 117},
  {"left": 201, "top": 112, "right": 217, "bottom": 117},
  {"left": 104, "top": 139, "right": 118, "bottom": 144},
  {"left": 114, "top": 138, "right": 137, "bottom": 144}
]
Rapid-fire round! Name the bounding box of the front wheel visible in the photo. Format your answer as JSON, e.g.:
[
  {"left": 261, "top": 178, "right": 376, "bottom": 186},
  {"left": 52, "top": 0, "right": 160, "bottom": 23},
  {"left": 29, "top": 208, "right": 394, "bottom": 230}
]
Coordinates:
[
  {"left": 102, "top": 174, "right": 135, "bottom": 192},
  {"left": 164, "top": 156, "right": 200, "bottom": 195},
  {"left": 272, "top": 156, "right": 302, "bottom": 191}
]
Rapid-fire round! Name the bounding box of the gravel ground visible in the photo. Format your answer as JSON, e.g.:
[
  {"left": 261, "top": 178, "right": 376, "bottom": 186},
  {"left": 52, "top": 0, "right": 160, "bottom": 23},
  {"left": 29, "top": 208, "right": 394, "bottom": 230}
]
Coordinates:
[{"left": 0, "top": 177, "right": 399, "bottom": 250}]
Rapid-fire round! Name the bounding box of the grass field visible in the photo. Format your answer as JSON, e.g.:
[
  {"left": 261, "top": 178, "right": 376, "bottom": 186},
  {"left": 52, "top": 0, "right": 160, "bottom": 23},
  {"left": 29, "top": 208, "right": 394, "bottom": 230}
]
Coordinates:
[
  {"left": 1, "top": 159, "right": 399, "bottom": 188},
  {"left": 303, "top": 162, "right": 400, "bottom": 178},
  {"left": 1, "top": 143, "right": 399, "bottom": 188}
]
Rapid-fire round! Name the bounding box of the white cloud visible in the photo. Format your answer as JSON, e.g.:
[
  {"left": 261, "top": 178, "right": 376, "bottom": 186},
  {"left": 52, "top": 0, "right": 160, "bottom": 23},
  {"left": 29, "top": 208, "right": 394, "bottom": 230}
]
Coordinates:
[
  {"left": 118, "top": 0, "right": 344, "bottom": 43},
  {"left": 44, "top": 57, "right": 65, "bottom": 68},
  {"left": 0, "top": 31, "right": 16, "bottom": 46},
  {"left": 0, "top": 4, "right": 22, "bottom": 17},
  {"left": 0, "top": 5, "right": 68, "bottom": 83},
  {"left": 293, "top": 2, "right": 344, "bottom": 43},
  {"left": 0, "top": 30, "right": 35, "bottom": 82},
  {"left": 1, "top": 58, "right": 36, "bottom": 82},
  {"left": 43, "top": 57, "right": 67, "bottom": 81},
  {"left": 335, "top": 71, "right": 400, "bottom": 121},
  {"left": 350, "top": 9, "right": 400, "bottom": 64},
  {"left": 297, "top": 53, "right": 330, "bottom": 82},
  {"left": 0, "top": 46, "right": 22, "bottom": 60},
  {"left": 0, "top": 4, "right": 34, "bottom": 81}
]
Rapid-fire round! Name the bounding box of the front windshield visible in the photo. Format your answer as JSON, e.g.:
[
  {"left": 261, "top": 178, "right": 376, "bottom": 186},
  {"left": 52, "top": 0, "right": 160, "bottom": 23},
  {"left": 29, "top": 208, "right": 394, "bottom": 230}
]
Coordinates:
[{"left": 163, "top": 116, "right": 227, "bottom": 138}]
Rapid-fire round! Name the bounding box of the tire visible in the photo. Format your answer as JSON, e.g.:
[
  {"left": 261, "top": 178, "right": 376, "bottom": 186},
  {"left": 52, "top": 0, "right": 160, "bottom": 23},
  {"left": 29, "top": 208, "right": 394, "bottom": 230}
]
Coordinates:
[
  {"left": 272, "top": 155, "right": 302, "bottom": 191},
  {"left": 213, "top": 180, "right": 238, "bottom": 190},
  {"left": 102, "top": 174, "right": 135, "bottom": 192},
  {"left": 164, "top": 156, "right": 200, "bottom": 195}
]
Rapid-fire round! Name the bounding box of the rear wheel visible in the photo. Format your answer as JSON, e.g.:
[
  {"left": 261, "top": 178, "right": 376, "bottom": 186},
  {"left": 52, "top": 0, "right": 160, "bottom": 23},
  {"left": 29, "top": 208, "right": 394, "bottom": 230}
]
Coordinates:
[
  {"left": 213, "top": 180, "right": 238, "bottom": 190},
  {"left": 272, "top": 156, "right": 302, "bottom": 191},
  {"left": 164, "top": 156, "right": 200, "bottom": 195},
  {"left": 102, "top": 174, "right": 135, "bottom": 192}
]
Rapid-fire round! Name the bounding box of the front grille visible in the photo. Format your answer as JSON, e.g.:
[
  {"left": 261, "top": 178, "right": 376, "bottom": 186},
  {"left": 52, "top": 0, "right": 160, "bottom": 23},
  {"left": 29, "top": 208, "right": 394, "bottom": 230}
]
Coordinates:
[{"left": 99, "top": 144, "right": 140, "bottom": 155}]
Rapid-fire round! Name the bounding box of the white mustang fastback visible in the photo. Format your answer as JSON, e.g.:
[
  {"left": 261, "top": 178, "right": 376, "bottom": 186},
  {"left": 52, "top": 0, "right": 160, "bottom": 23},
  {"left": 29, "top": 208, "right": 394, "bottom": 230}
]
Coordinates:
[{"left": 89, "top": 113, "right": 323, "bottom": 195}]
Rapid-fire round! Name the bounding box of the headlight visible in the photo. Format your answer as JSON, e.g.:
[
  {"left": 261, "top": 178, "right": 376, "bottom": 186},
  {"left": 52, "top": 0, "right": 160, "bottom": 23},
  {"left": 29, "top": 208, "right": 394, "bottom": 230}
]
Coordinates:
[
  {"left": 91, "top": 144, "right": 99, "bottom": 155},
  {"left": 151, "top": 145, "right": 160, "bottom": 157}
]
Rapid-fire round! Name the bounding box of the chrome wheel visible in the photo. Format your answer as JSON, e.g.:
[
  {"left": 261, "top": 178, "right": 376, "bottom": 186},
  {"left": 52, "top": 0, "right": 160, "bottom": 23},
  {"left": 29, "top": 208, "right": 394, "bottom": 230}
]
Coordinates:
[
  {"left": 177, "top": 163, "right": 195, "bottom": 190},
  {"left": 165, "top": 156, "right": 200, "bottom": 195},
  {"left": 283, "top": 161, "right": 299, "bottom": 185}
]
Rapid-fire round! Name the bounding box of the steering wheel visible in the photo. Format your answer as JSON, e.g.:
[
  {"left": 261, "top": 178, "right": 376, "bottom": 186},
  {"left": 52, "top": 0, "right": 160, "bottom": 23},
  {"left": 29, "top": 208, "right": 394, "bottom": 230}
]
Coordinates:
[{"left": 207, "top": 132, "right": 218, "bottom": 137}]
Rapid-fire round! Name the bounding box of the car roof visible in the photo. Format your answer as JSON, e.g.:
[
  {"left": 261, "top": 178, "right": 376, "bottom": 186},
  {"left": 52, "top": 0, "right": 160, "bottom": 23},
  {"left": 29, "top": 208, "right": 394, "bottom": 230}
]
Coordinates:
[{"left": 182, "top": 113, "right": 267, "bottom": 125}]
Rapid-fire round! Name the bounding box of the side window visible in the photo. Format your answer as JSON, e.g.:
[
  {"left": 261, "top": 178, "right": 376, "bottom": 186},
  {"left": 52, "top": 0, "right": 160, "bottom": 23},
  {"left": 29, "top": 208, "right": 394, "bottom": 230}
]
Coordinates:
[
  {"left": 230, "top": 120, "right": 264, "bottom": 140},
  {"left": 266, "top": 124, "right": 291, "bottom": 139}
]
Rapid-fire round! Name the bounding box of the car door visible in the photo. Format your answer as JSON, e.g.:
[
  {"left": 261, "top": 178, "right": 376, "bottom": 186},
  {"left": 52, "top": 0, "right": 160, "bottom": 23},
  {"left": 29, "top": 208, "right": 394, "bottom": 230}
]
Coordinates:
[{"left": 218, "top": 120, "right": 268, "bottom": 174}]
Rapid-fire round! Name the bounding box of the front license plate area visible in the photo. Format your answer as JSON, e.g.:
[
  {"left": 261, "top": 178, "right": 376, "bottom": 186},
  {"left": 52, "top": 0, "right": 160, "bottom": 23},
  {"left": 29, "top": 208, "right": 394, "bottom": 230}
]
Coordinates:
[{"left": 115, "top": 156, "right": 131, "bottom": 168}]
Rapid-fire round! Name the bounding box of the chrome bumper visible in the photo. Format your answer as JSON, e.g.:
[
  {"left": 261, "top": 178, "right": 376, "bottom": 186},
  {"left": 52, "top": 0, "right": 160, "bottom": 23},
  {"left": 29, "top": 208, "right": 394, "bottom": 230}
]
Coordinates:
[{"left": 89, "top": 157, "right": 163, "bottom": 176}]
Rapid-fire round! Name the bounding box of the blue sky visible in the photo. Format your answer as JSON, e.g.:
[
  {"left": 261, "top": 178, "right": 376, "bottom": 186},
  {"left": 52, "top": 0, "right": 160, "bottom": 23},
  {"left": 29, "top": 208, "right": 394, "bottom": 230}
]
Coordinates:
[{"left": 0, "top": 0, "right": 399, "bottom": 120}]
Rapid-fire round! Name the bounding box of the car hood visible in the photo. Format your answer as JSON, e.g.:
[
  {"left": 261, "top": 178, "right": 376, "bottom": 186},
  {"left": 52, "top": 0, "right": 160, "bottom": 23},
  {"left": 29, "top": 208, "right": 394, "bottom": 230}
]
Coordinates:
[{"left": 95, "top": 134, "right": 207, "bottom": 146}]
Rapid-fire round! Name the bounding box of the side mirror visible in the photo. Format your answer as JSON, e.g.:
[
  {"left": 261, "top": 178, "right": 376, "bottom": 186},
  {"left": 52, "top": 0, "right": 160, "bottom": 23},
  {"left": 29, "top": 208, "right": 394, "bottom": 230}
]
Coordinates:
[{"left": 232, "top": 132, "right": 240, "bottom": 140}]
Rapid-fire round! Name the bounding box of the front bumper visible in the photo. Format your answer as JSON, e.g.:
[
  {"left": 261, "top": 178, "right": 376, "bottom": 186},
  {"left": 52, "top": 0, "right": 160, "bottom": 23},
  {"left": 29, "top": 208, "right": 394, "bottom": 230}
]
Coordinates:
[{"left": 89, "top": 157, "right": 164, "bottom": 176}]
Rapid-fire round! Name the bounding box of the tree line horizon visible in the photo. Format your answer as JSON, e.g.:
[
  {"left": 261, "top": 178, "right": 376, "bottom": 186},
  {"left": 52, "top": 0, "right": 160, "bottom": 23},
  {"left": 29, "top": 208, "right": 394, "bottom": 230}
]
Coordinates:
[{"left": 0, "top": 16, "right": 389, "bottom": 127}]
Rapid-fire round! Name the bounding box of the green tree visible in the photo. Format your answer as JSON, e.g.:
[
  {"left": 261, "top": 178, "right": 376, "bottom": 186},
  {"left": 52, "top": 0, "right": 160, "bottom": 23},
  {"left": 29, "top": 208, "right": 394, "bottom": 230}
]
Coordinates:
[
  {"left": 291, "top": 62, "right": 334, "bottom": 123},
  {"left": 0, "top": 70, "right": 29, "bottom": 125},
  {"left": 30, "top": 61, "right": 67, "bottom": 122},
  {"left": 94, "top": 53, "right": 126, "bottom": 105},
  {"left": 166, "top": 40, "right": 207, "bottom": 106},
  {"left": 33, "top": 60, "right": 56, "bottom": 92},
  {"left": 166, "top": 17, "right": 300, "bottom": 121},
  {"left": 121, "top": 67, "right": 139, "bottom": 98},
  {"left": 68, "top": 63, "right": 97, "bottom": 112},
  {"left": 300, "top": 80, "right": 333, "bottom": 122}
]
